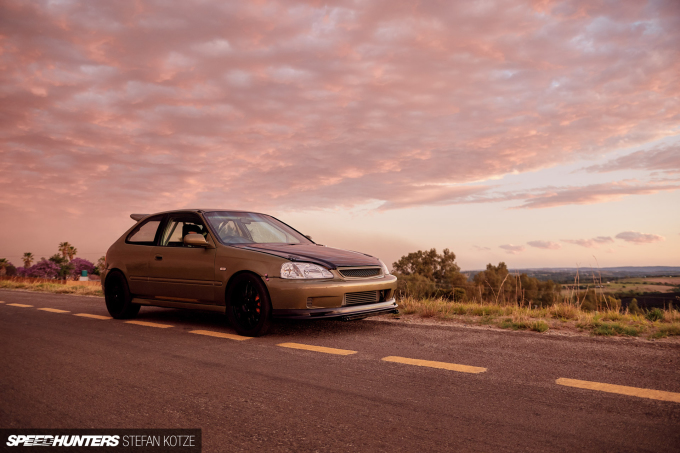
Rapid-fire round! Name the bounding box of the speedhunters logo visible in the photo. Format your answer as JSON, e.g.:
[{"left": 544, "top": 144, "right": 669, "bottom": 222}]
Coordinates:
[
  {"left": 0, "top": 430, "right": 201, "bottom": 452},
  {"left": 6, "top": 435, "right": 119, "bottom": 447}
]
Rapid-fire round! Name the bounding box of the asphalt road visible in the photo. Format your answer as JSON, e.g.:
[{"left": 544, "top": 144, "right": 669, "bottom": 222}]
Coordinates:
[{"left": 1, "top": 289, "right": 679, "bottom": 452}]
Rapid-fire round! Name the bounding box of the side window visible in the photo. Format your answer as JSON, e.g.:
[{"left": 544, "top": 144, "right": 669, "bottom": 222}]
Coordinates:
[
  {"left": 160, "top": 216, "right": 208, "bottom": 247},
  {"left": 127, "top": 215, "right": 163, "bottom": 245}
]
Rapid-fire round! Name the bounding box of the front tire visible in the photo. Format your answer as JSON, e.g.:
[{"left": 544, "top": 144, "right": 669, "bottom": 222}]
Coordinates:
[
  {"left": 226, "top": 273, "right": 272, "bottom": 337},
  {"left": 105, "top": 271, "right": 140, "bottom": 319}
]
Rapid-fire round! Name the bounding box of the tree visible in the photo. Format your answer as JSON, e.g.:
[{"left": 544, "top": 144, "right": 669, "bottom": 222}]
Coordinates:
[
  {"left": 392, "top": 248, "right": 468, "bottom": 298},
  {"left": 393, "top": 248, "right": 466, "bottom": 288},
  {"left": 22, "top": 252, "right": 34, "bottom": 268},
  {"left": 48, "top": 254, "right": 74, "bottom": 280},
  {"left": 473, "top": 262, "right": 559, "bottom": 307},
  {"left": 58, "top": 242, "right": 72, "bottom": 260},
  {"left": 0, "top": 258, "right": 11, "bottom": 276},
  {"left": 67, "top": 246, "right": 77, "bottom": 261},
  {"left": 24, "top": 259, "right": 59, "bottom": 279},
  {"left": 94, "top": 256, "right": 106, "bottom": 276},
  {"left": 70, "top": 258, "right": 95, "bottom": 280}
]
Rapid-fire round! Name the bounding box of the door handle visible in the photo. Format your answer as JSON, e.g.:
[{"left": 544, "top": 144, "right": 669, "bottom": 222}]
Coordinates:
[{"left": 155, "top": 255, "right": 163, "bottom": 261}]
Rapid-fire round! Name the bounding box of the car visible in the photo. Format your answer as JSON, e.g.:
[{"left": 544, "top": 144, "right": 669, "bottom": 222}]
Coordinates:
[{"left": 101, "top": 209, "right": 398, "bottom": 336}]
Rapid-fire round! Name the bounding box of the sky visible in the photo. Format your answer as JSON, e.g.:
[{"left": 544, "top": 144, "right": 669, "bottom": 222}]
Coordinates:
[{"left": 1, "top": 0, "right": 679, "bottom": 271}]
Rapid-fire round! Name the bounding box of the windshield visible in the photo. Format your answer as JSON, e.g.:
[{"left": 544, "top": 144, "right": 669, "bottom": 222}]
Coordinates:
[{"left": 204, "top": 211, "right": 312, "bottom": 245}]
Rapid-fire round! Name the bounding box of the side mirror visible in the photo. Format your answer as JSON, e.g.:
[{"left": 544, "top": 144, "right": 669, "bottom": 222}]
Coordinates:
[
  {"left": 304, "top": 235, "right": 313, "bottom": 242},
  {"left": 184, "top": 234, "right": 212, "bottom": 248}
]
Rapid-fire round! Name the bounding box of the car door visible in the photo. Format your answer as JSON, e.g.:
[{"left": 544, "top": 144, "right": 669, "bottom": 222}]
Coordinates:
[
  {"left": 146, "top": 213, "right": 218, "bottom": 304},
  {"left": 123, "top": 214, "right": 164, "bottom": 295}
]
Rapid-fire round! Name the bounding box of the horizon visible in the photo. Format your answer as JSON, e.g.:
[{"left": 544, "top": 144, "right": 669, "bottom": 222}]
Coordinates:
[{"left": 1, "top": 0, "right": 678, "bottom": 270}]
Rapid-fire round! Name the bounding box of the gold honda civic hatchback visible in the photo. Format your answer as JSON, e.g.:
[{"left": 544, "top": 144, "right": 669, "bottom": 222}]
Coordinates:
[{"left": 102, "top": 210, "right": 398, "bottom": 336}]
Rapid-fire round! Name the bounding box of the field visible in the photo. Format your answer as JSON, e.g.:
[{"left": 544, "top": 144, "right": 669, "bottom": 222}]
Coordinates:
[{"left": 600, "top": 276, "right": 680, "bottom": 294}]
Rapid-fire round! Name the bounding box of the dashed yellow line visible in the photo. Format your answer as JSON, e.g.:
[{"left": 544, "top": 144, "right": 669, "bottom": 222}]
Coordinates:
[
  {"left": 278, "top": 342, "right": 357, "bottom": 356},
  {"left": 7, "top": 303, "right": 33, "bottom": 308},
  {"left": 0, "top": 301, "right": 5, "bottom": 303},
  {"left": 38, "top": 308, "right": 70, "bottom": 313},
  {"left": 125, "top": 320, "right": 173, "bottom": 328},
  {"left": 556, "top": 378, "right": 680, "bottom": 403},
  {"left": 382, "top": 356, "right": 487, "bottom": 374},
  {"left": 189, "top": 330, "right": 251, "bottom": 341},
  {"left": 74, "top": 313, "right": 112, "bottom": 320}
]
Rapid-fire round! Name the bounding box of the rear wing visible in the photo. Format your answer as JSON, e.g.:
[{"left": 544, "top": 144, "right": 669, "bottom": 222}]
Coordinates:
[{"left": 130, "top": 214, "right": 149, "bottom": 222}]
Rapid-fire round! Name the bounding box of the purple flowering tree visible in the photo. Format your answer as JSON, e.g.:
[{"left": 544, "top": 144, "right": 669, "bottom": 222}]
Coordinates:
[
  {"left": 70, "top": 258, "right": 95, "bottom": 280},
  {"left": 24, "top": 259, "right": 60, "bottom": 279}
]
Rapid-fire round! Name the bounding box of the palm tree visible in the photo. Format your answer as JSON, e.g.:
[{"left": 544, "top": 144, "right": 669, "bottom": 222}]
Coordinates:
[
  {"left": 58, "top": 242, "right": 71, "bottom": 260},
  {"left": 67, "top": 246, "right": 77, "bottom": 261},
  {"left": 0, "top": 258, "right": 8, "bottom": 276},
  {"left": 22, "top": 252, "right": 34, "bottom": 268}
]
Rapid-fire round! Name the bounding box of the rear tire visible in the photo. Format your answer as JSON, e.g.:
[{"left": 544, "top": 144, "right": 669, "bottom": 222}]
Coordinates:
[
  {"left": 105, "top": 271, "right": 140, "bottom": 319},
  {"left": 226, "top": 273, "right": 272, "bottom": 337}
]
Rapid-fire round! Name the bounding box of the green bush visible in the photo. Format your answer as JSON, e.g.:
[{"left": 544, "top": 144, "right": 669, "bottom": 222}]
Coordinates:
[
  {"left": 646, "top": 308, "right": 664, "bottom": 322},
  {"left": 628, "top": 298, "right": 641, "bottom": 315}
]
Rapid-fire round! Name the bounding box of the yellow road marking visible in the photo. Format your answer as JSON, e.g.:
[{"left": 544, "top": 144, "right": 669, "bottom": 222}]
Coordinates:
[
  {"left": 556, "top": 378, "right": 680, "bottom": 403},
  {"left": 382, "top": 356, "right": 487, "bottom": 374},
  {"left": 74, "top": 313, "right": 112, "bottom": 320},
  {"left": 278, "top": 342, "right": 357, "bottom": 356},
  {"left": 189, "top": 330, "right": 251, "bottom": 341},
  {"left": 38, "top": 308, "right": 70, "bottom": 313},
  {"left": 0, "top": 301, "right": 5, "bottom": 303},
  {"left": 125, "top": 320, "right": 173, "bottom": 329},
  {"left": 7, "top": 303, "right": 33, "bottom": 308}
]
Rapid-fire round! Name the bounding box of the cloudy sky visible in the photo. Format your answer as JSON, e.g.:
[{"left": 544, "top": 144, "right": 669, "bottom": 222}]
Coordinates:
[{"left": 1, "top": 0, "right": 678, "bottom": 270}]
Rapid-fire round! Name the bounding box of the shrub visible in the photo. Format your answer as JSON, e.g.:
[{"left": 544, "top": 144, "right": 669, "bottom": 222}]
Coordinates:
[
  {"left": 628, "top": 298, "right": 641, "bottom": 315},
  {"left": 646, "top": 308, "right": 664, "bottom": 322}
]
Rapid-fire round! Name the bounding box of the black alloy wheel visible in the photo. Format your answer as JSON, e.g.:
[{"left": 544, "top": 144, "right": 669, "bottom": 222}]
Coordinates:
[
  {"left": 226, "top": 273, "right": 272, "bottom": 337},
  {"left": 104, "top": 271, "right": 140, "bottom": 319}
]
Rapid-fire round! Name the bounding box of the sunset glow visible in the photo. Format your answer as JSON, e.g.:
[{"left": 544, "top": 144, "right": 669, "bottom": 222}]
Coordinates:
[{"left": 1, "top": 0, "right": 678, "bottom": 269}]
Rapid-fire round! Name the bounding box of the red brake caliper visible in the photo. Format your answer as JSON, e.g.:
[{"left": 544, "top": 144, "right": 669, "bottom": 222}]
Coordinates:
[{"left": 255, "top": 295, "right": 260, "bottom": 313}]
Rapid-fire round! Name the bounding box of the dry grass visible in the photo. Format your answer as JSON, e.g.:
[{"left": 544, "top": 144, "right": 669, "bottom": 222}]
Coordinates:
[
  {"left": 0, "top": 279, "right": 103, "bottom": 297},
  {"left": 396, "top": 296, "right": 680, "bottom": 340}
]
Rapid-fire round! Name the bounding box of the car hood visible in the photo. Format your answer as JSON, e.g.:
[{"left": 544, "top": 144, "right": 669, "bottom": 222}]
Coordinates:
[{"left": 236, "top": 243, "right": 381, "bottom": 269}]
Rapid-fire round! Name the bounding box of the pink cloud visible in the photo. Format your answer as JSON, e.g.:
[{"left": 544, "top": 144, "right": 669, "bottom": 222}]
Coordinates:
[
  {"left": 0, "top": 0, "right": 679, "bottom": 222},
  {"left": 473, "top": 245, "right": 491, "bottom": 251},
  {"left": 561, "top": 236, "right": 614, "bottom": 248},
  {"left": 510, "top": 181, "right": 680, "bottom": 209},
  {"left": 615, "top": 231, "right": 665, "bottom": 244},
  {"left": 500, "top": 244, "right": 525, "bottom": 255},
  {"left": 585, "top": 145, "right": 680, "bottom": 175},
  {"left": 527, "top": 240, "right": 561, "bottom": 250}
]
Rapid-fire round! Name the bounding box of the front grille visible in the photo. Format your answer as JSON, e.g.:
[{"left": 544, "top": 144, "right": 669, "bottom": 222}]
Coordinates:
[
  {"left": 345, "top": 290, "right": 379, "bottom": 306},
  {"left": 339, "top": 267, "right": 382, "bottom": 278}
]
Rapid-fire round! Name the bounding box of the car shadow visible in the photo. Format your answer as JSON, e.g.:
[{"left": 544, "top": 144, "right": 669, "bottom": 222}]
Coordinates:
[{"left": 133, "top": 305, "right": 391, "bottom": 338}]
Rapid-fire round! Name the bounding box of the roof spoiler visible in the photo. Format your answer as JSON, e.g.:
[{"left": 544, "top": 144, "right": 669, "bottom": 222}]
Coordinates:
[{"left": 130, "top": 214, "right": 149, "bottom": 222}]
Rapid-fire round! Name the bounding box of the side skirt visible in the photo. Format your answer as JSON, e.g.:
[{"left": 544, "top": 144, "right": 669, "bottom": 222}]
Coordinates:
[{"left": 131, "top": 297, "right": 226, "bottom": 313}]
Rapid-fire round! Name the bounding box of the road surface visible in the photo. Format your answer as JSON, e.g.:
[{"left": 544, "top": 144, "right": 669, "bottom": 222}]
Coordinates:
[{"left": 1, "top": 289, "right": 679, "bottom": 452}]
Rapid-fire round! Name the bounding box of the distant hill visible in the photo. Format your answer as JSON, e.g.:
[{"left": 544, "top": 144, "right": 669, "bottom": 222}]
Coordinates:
[{"left": 462, "top": 266, "right": 680, "bottom": 283}]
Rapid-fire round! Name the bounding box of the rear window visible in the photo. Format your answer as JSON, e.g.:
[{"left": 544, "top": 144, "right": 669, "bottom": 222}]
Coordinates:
[{"left": 126, "top": 215, "right": 163, "bottom": 245}]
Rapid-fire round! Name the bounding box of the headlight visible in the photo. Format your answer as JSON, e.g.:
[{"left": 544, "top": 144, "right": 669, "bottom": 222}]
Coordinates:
[
  {"left": 281, "top": 262, "right": 333, "bottom": 279},
  {"left": 379, "top": 259, "right": 390, "bottom": 275}
]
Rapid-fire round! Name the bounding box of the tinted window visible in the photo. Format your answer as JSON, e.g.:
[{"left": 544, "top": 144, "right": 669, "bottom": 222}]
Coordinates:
[{"left": 127, "top": 215, "right": 163, "bottom": 245}]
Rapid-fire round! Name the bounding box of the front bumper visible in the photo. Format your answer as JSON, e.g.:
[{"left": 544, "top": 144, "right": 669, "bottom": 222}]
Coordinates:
[
  {"left": 265, "top": 274, "right": 398, "bottom": 310},
  {"left": 272, "top": 299, "right": 399, "bottom": 320}
]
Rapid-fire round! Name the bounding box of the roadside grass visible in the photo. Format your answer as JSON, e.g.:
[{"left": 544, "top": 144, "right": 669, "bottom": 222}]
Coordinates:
[
  {"left": 396, "top": 296, "right": 680, "bottom": 340},
  {"left": 0, "top": 279, "right": 103, "bottom": 297},
  {"left": 2, "top": 279, "right": 678, "bottom": 341}
]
